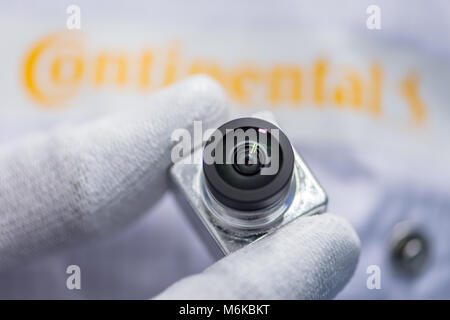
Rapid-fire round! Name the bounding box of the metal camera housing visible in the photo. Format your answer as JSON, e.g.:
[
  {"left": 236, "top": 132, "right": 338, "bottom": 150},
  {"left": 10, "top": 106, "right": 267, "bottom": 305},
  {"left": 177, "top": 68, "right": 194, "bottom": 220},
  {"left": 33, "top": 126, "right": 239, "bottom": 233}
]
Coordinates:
[{"left": 170, "top": 114, "right": 328, "bottom": 258}]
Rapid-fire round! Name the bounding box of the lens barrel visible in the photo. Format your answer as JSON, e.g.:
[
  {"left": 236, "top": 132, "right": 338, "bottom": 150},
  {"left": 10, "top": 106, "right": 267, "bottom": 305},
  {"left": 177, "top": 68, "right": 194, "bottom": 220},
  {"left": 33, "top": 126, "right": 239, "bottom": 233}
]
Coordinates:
[{"left": 202, "top": 118, "right": 295, "bottom": 211}]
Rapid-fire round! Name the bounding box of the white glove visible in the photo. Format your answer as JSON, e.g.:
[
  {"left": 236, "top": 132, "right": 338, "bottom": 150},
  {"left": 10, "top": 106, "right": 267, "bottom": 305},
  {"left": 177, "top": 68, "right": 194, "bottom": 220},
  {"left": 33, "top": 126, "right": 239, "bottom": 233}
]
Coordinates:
[{"left": 0, "top": 75, "right": 360, "bottom": 299}]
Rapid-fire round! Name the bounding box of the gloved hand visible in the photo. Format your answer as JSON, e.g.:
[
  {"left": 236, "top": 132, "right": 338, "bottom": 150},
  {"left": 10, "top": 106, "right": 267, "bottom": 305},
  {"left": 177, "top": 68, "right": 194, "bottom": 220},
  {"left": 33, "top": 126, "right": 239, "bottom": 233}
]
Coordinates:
[{"left": 0, "top": 75, "right": 360, "bottom": 299}]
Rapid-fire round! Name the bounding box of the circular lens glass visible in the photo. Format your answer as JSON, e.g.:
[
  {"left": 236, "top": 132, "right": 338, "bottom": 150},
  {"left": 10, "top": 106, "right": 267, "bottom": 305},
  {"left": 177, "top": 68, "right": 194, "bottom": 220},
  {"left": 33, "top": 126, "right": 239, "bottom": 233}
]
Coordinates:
[
  {"left": 213, "top": 126, "right": 277, "bottom": 190},
  {"left": 232, "top": 141, "right": 268, "bottom": 176}
]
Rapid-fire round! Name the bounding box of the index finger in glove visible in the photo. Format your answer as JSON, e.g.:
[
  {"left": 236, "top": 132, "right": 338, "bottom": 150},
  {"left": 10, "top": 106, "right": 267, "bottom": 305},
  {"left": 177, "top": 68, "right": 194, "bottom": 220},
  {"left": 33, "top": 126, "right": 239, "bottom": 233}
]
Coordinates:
[{"left": 0, "top": 75, "right": 227, "bottom": 270}]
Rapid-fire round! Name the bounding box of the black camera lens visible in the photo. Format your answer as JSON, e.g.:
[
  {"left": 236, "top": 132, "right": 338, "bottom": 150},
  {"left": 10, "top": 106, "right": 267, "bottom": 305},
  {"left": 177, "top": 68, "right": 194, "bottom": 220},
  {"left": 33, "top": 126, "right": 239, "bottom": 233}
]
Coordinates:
[
  {"left": 232, "top": 141, "right": 267, "bottom": 176},
  {"left": 203, "top": 118, "right": 295, "bottom": 211}
]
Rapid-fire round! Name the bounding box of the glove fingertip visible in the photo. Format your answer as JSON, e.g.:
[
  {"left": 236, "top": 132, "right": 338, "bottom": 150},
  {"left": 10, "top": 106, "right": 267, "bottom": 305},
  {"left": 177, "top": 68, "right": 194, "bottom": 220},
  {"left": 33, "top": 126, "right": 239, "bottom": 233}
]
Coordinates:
[{"left": 155, "top": 213, "right": 360, "bottom": 300}]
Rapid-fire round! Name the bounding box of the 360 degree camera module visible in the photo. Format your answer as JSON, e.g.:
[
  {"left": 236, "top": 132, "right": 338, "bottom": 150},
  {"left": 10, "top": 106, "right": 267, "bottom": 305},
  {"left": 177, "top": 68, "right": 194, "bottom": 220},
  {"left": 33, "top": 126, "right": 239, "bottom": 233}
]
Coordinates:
[{"left": 170, "top": 114, "right": 327, "bottom": 257}]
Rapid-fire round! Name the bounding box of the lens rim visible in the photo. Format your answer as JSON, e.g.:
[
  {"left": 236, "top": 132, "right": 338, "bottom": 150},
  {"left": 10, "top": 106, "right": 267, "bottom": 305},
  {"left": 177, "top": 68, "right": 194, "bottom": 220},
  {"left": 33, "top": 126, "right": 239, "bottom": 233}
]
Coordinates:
[{"left": 202, "top": 117, "right": 295, "bottom": 211}]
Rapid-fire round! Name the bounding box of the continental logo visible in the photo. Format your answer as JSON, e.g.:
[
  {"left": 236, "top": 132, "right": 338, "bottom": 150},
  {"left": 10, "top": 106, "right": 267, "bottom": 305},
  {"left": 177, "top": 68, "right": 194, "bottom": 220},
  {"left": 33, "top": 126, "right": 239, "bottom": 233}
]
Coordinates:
[{"left": 23, "top": 32, "right": 426, "bottom": 125}]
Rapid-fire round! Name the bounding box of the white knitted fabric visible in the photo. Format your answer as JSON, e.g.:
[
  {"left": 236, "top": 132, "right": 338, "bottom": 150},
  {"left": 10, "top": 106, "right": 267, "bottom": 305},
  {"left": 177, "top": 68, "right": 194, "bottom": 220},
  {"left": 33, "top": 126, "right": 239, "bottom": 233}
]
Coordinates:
[{"left": 0, "top": 75, "right": 360, "bottom": 299}]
